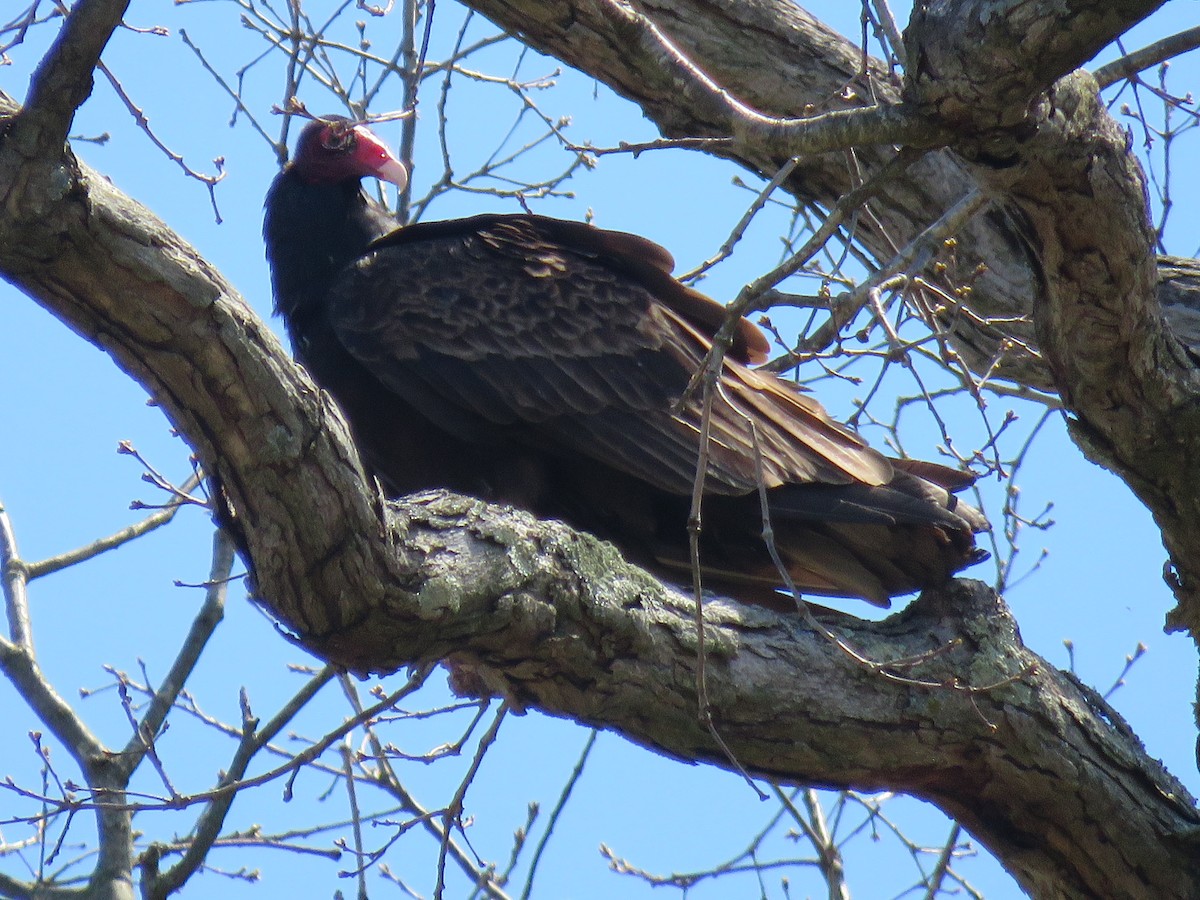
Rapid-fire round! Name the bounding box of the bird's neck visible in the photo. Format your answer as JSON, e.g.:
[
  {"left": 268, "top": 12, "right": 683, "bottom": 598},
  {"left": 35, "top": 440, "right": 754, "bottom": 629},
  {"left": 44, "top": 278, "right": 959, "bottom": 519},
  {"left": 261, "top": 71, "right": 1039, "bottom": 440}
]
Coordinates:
[{"left": 263, "top": 171, "right": 394, "bottom": 335}]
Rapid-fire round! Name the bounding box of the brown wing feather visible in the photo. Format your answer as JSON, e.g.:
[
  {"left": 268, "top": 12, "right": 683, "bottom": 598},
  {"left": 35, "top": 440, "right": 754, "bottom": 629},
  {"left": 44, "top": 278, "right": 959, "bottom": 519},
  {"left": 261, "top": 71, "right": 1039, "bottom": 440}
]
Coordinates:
[
  {"left": 368, "top": 214, "right": 770, "bottom": 363},
  {"left": 330, "top": 216, "right": 888, "bottom": 497},
  {"left": 656, "top": 306, "right": 894, "bottom": 488}
]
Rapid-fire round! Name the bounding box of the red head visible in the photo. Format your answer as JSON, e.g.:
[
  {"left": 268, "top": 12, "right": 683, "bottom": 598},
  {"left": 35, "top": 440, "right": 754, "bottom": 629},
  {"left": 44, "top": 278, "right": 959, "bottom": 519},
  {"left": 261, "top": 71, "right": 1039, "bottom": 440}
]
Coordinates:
[{"left": 289, "top": 118, "right": 409, "bottom": 190}]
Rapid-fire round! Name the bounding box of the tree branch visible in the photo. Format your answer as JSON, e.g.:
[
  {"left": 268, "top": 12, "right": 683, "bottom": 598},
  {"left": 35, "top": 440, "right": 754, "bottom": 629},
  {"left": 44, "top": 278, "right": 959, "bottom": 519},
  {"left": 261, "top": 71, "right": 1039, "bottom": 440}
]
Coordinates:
[
  {"left": 584, "top": 0, "right": 951, "bottom": 157},
  {"left": 1094, "top": 26, "right": 1200, "bottom": 88},
  {"left": 15, "top": 0, "right": 129, "bottom": 156},
  {"left": 113, "top": 529, "right": 235, "bottom": 783},
  {"left": 903, "top": 0, "right": 1167, "bottom": 127},
  {"left": 0, "top": 500, "right": 137, "bottom": 900}
]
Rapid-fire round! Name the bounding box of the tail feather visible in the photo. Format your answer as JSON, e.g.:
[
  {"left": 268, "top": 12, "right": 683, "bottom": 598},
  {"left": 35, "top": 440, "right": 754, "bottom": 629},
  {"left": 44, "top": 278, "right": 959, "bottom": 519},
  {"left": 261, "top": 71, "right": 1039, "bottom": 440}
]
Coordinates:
[{"left": 644, "top": 474, "right": 988, "bottom": 609}]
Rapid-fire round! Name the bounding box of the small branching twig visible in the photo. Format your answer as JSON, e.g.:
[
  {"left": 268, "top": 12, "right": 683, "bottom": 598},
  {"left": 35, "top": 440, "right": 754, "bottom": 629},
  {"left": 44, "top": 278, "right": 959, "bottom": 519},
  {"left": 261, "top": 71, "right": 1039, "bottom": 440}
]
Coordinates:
[
  {"left": 566, "top": 136, "right": 731, "bottom": 158},
  {"left": 1103, "top": 642, "right": 1149, "bottom": 700},
  {"left": 679, "top": 156, "right": 801, "bottom": 283},
  {"left": 433, "top": 703, "right": 508, "bottom": 900},
  {"left": 117, "top": 442, "right": 208, "bottom": 510},
  {"left": 26, "top": 471, "right": 203, "bottom": 579},
  {"left": 88, "top": 54, "right": 227, "bottom": 220}
]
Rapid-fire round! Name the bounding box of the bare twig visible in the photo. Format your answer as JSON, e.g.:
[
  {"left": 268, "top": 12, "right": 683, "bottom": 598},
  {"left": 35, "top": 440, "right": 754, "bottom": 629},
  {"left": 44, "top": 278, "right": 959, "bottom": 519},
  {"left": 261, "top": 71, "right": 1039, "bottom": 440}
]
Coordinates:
[
  {"left": 340, "top": 740, "right": 370, "bottom": 900},
  {"left": 338, "top": 674, "right": 511, "bottom": 897},
  {"left": 147, "top": 667, "right": 337, "bottom": 896},
  {"left": 27, "top": 473, "right": 203, "bottom": 579},
  {"left": 433, "top": 702, "right": 508, "bottom": 900},
  {"left": 114, "top": 529, "right": 235, "bottom": 786},
  {"left": 89, "top": 52, "right": 227, "bottom": 220},
  {"left": 518, "top": 729, "right": 598, "bottom": 900},
  {"left": 866, "top": 0, "right": 907, "bottom": 69},
  {"left": 770, "top": 785, "right": 850, "bottom": 900},
  {"left": 1103, "top": 641, "right": 1149, "bottom": 700},
  {"left": 566, "top": 136, "right": 730, "bottom": 157},
  {"left": 679, "top": 156, "right": 801, "bottom": 283},
  {"left": 682, "top": 367, "right": 768, "bottom": 801},
  {"left": 923, "top": 822, "right": 963, "bottom": 900}
]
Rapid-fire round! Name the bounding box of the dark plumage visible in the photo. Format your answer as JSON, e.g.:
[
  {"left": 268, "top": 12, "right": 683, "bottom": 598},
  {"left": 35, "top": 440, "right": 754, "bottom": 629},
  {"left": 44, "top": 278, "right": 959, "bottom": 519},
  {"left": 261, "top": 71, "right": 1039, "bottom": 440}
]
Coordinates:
[{"left": 264, "top": 117, "right": 988, "bottom": 607}]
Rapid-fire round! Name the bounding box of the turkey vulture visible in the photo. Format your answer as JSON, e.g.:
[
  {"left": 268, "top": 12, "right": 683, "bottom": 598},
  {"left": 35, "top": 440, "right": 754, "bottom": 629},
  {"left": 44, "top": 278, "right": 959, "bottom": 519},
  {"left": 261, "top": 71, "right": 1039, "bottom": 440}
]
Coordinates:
[{"left": 263, "top": 117, "right": 987, "bottom": 608}]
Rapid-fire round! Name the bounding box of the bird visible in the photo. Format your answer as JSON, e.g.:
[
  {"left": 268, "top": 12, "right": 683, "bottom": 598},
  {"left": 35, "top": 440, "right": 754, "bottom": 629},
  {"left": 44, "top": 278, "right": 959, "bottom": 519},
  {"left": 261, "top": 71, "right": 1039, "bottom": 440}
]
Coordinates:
[{"left": 263, "top": 116, "right": 988, "bottom": 609}]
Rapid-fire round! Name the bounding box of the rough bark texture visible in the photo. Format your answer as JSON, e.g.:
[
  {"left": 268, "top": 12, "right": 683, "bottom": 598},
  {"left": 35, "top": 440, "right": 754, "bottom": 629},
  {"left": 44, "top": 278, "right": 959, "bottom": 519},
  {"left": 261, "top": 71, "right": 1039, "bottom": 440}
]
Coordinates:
[{"left": 5, "top": 0, "right": 1200, "bottom": 896}]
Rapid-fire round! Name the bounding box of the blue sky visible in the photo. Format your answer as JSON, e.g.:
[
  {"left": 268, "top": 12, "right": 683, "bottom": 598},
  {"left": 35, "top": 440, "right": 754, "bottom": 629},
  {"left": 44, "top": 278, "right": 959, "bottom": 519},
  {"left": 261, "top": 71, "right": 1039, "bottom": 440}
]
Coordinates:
[{"left": 2, "top": 2, "right": 1198, "bottom": 897}]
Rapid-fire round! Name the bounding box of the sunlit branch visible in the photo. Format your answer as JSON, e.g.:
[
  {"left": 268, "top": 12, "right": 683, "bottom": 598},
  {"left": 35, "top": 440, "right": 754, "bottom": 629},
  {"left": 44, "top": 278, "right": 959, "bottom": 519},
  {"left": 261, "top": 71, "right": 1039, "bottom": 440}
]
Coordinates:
[
  {"left": 1094, "top": 26, "right": 1200, "bottom": 88},
  {"left": 589, "top": 0, "right": 950, "bottom": 157}
]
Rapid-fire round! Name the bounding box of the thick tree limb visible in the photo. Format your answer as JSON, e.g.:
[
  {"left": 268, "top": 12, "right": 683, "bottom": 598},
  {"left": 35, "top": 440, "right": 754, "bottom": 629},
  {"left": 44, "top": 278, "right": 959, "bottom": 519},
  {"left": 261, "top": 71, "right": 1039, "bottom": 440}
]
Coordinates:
[
  {"left": 904, "top": 0, "right": 1166, "bottom": 127},
  {"left": 575, "top": 0, "right": 953, "bottom": 156}
]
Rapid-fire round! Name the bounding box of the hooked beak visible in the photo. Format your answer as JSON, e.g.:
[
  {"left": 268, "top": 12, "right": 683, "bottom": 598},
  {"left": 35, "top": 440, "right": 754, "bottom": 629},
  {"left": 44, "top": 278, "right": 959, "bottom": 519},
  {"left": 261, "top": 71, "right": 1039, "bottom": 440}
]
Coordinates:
[
  {"left": 374, "top": 156, "right": 409, "bottom": 190},
  {"left": 350, "top": 125, "right": 410, "bottom": 192}
]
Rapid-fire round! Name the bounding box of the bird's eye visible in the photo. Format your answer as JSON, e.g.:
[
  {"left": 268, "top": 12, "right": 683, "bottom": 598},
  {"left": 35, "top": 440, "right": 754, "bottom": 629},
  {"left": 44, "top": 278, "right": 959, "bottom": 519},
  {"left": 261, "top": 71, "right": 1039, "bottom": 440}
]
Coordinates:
[{"left": 320, "top": 125, "right": 354, "bottom": 153}]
